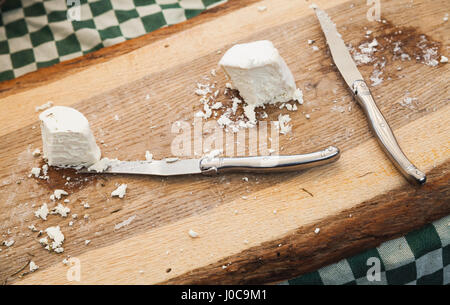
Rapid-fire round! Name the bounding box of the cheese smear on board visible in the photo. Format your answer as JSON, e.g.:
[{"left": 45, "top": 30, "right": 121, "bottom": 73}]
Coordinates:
[
  {"left": 219, "top": 40, "right": 297, "bottom": 122},
  {"left": 39, "top": 106, "right": 101, "bottom": 167}
]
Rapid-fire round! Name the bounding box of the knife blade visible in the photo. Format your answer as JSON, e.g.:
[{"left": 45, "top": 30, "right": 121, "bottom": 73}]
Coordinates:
[
  {"left": 314, "top": 8, "right": 364, "bottom": 89},
  {"left": 313, "top": 7, "right": 426, "bottom": 185},
  {"left": 78, "top": 146, "right": 340, "bottom": 176},
  {"left": 87, "top": 159, "right": 203, "bottom": 176}
]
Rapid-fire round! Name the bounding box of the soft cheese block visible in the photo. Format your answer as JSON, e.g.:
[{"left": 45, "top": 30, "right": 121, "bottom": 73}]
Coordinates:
[
  {"left": 39, "top": 106, "right": 101, "bottom": 167},
  {"left": 219, "top": 40, "right": 297, "bottom": 122}
]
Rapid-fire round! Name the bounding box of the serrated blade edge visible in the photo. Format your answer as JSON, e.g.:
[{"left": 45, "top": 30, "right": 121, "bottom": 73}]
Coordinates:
[{"left": 314, "top": 7, "right": 364, "bottom": 88}]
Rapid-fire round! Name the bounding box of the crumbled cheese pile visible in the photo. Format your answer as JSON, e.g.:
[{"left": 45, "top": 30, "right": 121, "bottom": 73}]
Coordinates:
[
  {"left": 193, "top": 41, "right": 305, "bottom": 135},
  {"left": 349, "top": 29, "right": 446, "bottom": 87},
  {"left": 351, "top": 38, "right": 379, "bottom": 65}
]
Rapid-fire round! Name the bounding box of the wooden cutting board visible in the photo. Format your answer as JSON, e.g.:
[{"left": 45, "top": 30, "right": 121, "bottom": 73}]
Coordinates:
[{"left": 0, "top": 0, "right": 448, "bottom": 284}]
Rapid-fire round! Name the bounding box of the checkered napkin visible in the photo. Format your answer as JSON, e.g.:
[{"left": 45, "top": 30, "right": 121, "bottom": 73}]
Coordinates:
[
  {"left": 0, "top": 0, "right": 226, "bottom": 81},
  {"left": 1, "top": 0, "right": 448, "bottom": 286},
  {"left": 284, "top": 215, "right": 450, "bottom": 285}
]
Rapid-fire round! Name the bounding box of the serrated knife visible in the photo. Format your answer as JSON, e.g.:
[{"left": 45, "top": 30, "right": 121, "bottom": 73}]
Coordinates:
[
  {"left": 313, "top": 7, "right": 426, "bottom": 185},
  {"left": 78, "top": 146, "right": 340, "bottom": 176}
]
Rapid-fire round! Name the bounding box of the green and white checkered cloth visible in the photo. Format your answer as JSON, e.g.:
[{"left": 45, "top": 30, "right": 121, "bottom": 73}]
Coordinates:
[
  {"left": 1, "top": 0, "right": 448, "bottom": 285},
  {"left": 285, "top": 215, "right": 449, "bottom": 285},
  {"left": 0, "top": 0, "right": 226, "bottom": 81}
]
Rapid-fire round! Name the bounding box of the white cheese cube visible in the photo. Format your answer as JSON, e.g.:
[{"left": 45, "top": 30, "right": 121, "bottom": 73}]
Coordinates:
[
  {"left": 219, "top": 40, "right": 296, "bottom": 122},
  {"left": 39, "top": 106, "right": 101, "bottom": 167}
]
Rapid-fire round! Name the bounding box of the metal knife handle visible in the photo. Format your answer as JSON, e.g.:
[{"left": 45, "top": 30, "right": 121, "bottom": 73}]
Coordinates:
[
  {"left": 352, "top": 80, "right": 426, "bottom": 185},
  {"left": 199, "top": 146, "right": 340, "bottom": 174}
]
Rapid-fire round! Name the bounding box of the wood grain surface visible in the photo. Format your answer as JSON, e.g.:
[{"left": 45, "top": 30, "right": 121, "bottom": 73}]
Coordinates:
[{"left": 0, "top": 0, "right": 448, "bottom": 284}]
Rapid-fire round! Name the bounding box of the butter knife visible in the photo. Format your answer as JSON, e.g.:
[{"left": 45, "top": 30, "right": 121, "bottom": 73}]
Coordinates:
[
  {"left": 313, "top": 7, "right": 426, "bottom": 185},
  {"left": 78, "top": 146, "right": 340, "bottom": 176}
]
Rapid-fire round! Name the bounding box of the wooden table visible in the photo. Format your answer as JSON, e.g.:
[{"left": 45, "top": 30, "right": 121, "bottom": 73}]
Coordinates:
[{"left": 0, "top": 0, "right": 448, "bottom": 284}]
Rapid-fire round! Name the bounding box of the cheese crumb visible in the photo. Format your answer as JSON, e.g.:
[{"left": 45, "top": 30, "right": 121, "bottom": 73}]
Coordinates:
[
  {"left": 88, "top": 158, "right": 119, "bottom": 173},
  {"left": 28, "top": 224, "right": 38, "bottom": 232},
  {"left": 29, "top": 261, "right": 39, "bottom": 272},
  {"left": 111, "top": 184, "right": 127, "bottom": 198},
  {"left": 211, "top": 102, "right": 222, "bottom": 110},
  {"left": 314, "top": 228, "right": 320, "bottom": 234},
  {"left": 32, "top": 148, "right": 41, "bottom": 157},
  {"left": 45, "top": 226, "right": 64, "bottom": 252},
  {"left": 114, "top": 215, "right": 136, "bottom": 230},
  {"left": 188, "top": 229, "right": 199, "bottom": 238},
  {"left": 35, "top": 101, "right": 53, "bottom": 112},
  {"left": 51, "top": 203, "right": 70, "bottom": 218},
  {"left": 39, "top": 237, "right": 48, "bottom": 246},
  {"left": 30, "top": 167, "right": 41, "bottom": 178},
  {"left": 3, "top": 239, "right": 14, "bottom": 247},
  {"left": 440, "top": 55, "right": 448, "bottom": 63},
  {"left": 35, "top": 203, "right": 49, "bottom": 220},
  {"left": 257, "top": 6, "right": 267, "bottom": 12},
  {"left": 53, "top": 189, "right": 68, "bottom": 200},
  {"left": 293, "top": 88, "right": 304, "bottom": 104},
  {"left": 203, "top": 149, "right": 222, "bottom": 161},
  {"left": 277, "top": 114, "right": 292, "bottom": 135},
  {"left": 145, "top": 151, "right": 153, "bottom": 162}
]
